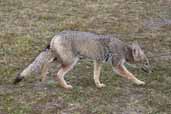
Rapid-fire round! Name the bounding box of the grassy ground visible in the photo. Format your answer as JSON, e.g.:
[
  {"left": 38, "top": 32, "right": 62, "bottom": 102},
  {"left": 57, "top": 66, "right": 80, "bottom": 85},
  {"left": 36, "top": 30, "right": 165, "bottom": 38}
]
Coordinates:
[{"left": 0, "top": 0, "right": 171, "bottom": 114}]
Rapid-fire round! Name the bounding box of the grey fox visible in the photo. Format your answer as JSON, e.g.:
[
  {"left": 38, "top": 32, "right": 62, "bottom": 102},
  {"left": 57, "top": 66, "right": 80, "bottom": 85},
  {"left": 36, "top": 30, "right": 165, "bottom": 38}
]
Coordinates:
[{"left": 14, "top": 31, "right": 151, "bottom": 89}]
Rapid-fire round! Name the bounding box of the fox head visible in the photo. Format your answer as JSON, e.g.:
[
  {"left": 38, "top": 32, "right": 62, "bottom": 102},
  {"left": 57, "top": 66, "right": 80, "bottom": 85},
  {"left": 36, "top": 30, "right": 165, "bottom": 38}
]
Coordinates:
[{"left": 127, "top": 42, "right": 152, "bottom": 73}]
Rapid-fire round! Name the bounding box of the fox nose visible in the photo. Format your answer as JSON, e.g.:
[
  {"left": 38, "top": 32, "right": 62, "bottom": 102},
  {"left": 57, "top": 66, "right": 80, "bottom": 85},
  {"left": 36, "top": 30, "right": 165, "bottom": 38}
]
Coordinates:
[{"left": 141, "top": 66, "right": 152, "bottom": 73}]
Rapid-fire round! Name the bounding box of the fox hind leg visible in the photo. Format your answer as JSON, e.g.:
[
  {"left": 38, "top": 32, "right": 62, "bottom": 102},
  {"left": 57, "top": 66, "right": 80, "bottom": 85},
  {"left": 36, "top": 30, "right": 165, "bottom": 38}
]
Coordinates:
[
  {"left": 40, "top": 58, "right": 55, "bottom": 82},
  {"left": 56, "top": 58, "right": 79, "bottom": 89},
  {"left": 40, "top": 62, "right": 51, "bottom": 82}
]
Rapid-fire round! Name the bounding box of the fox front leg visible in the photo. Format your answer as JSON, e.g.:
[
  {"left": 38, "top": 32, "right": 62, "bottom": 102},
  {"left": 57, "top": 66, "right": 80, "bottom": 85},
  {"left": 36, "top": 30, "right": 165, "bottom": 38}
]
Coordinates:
[
  {"left": 113, "top": 64, "right": 145, "bottom": 85},
  {"left": 93, "top": 61, "right": 106, "bottom": 88}
]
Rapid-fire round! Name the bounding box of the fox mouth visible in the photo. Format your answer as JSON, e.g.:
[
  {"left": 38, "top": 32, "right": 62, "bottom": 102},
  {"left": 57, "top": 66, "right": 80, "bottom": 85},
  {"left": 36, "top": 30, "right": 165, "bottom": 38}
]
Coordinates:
[{"left": 141, "top": 67, "right": 152, "bottom": 73}]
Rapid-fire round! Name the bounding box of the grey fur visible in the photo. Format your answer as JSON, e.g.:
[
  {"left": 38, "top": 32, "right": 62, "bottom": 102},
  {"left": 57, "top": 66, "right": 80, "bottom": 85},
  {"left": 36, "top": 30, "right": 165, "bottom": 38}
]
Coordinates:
[
  {"left": 50, "top": 30, "right": 133, "bottom": 66},
  {"left": 14, "top": 30, "right": 150, "bottom": 86}
]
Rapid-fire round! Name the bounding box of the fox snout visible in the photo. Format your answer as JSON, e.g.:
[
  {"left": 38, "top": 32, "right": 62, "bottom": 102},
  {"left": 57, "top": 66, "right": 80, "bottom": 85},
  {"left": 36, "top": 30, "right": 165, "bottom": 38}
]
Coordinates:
[{"left": 141, "top": 64, "right": 153, "bottom": 73}]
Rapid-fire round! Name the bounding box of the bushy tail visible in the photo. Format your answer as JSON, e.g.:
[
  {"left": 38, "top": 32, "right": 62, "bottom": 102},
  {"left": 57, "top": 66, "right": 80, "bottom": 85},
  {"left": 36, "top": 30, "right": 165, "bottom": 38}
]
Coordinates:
[{"left": 14, "top": 45, "right": 55, "bottom": 84}]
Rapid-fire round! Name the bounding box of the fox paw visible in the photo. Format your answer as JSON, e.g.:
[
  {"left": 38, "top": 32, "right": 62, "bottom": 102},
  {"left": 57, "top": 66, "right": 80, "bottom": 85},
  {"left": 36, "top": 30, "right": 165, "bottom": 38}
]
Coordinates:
[
  {"left": 64, "top": 85, "right": 73, "bottom": 89},
  {"left": 96, "top": 83, "right": 106, "bottom": 88},
  {"left": 135, "top": 80, "right": 145, "bottom": 85}
]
